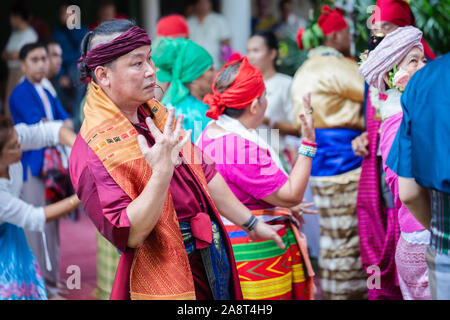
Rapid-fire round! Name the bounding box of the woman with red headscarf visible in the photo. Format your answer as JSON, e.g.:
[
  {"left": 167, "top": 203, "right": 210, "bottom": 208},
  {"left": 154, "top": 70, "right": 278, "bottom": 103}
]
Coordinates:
[{"left": 197, "top": 57, "right": 316, "bottom": 300}]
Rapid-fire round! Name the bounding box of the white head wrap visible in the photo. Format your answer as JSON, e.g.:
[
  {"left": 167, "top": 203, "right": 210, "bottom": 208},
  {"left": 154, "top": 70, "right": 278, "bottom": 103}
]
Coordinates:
[{"left": 359, "top": 26, "right": 423, "bottom": 92}]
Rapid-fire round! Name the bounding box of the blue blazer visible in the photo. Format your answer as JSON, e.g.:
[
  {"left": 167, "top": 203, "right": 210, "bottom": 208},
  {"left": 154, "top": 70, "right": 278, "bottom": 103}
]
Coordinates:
[{"left": 9, "top": 78, "right": 71, "bottom": 181}]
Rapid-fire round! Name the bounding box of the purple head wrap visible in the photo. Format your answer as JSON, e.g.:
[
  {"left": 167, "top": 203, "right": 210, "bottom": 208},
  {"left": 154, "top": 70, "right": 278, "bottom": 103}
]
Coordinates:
[{"left": 79, "top": 26, "right": 151, "bottom": 80}]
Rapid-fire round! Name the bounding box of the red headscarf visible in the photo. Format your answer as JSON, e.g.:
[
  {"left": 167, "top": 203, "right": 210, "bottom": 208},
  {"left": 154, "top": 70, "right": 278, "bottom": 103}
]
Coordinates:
[
  {"left": 156, "top": 14, "right": 190, "bottom": 38},
  {"left": 372, "top": 0, "right": 414, "bottom": 27},
  {"left": 203, "top": 57, "right": 265, "bottom": 120},
  {"left": 317, "top": 5, "right": 348, "bottom": 35},
  {"left": 371, "top": 0, "right": 436, "bottom": 59}
]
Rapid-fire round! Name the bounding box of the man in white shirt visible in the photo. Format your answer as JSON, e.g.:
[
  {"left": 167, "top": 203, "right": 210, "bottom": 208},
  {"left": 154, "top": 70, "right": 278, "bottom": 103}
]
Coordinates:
[
  {"left": 2, "top": 3, "right": 38, "bottom": 117},
  {"left": 187, "top": 0, "right": 231, "bottom": 70}
]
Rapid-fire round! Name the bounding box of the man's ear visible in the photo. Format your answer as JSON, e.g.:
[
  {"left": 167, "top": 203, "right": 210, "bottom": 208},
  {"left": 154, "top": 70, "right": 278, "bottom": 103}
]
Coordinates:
[
  {"left": 270, "top": 48, "right": 277, "bottom": 61},
  {"left": 19, "top": 61, "right": 26, "bottom": 74},
  {"left": 94, "top": 66, "right": 110, "bottom": 87}
]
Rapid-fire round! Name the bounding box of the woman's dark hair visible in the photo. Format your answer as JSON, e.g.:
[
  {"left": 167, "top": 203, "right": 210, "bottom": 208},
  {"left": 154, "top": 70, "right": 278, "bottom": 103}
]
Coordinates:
[
  {"left": 19, "top": 41, "right": 47, "bottom": 61},
  {"left": 79, "top": 19, "right": 137, "bottom": 82},
  {"left": 0, "top": 116, "right": 14, "bottom": 152},
  {"left": 252, "top": 30, "right": 279, "bottom": 67}
]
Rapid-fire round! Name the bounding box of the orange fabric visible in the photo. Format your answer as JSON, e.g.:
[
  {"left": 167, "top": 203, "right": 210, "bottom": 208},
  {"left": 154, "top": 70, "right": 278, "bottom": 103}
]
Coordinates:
[{"left": 80, "top": 82, "right": 198, "bottom": 300}]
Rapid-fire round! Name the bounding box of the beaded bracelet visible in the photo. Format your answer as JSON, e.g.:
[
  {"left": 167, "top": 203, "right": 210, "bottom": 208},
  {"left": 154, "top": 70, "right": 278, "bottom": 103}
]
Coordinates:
[
  {"left": 298, "top": 140, "right": 317, "bottom": 158},
  {"left": 242, "top": 215, "right": 259, "bottom": 232}
]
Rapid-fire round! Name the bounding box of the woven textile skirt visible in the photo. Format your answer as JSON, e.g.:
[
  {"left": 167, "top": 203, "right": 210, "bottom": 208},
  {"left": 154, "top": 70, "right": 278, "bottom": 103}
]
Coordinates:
[
  {"left": 310, "top": 168, "right": 367, "bottom": 300},
  {"left": 223, "top": 208, "right": 314, "bottom": 300}
]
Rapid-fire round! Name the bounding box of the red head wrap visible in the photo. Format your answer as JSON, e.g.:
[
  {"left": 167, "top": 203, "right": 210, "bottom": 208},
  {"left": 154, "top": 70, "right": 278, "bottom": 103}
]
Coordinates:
[
  {"left": 318, "top": 5, "right": 348, "bottom": 35},
  {"left": 83, "top": 26, "right": 152, "bottom": 74},
  {"left": 203, "top": 57, "right": 265, "bottom": 120},
  {"left": 371, "top": 0, "right": 414, "bottom": 27},
  {"left": 156, "top": 14, "right": 190, "bottom": 38}
]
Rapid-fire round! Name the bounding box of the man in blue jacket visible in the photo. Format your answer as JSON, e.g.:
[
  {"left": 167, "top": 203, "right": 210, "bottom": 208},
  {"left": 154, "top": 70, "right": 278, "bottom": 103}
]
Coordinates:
[{"left": 9, "top": 42, "right": 72, "bottom": 299}]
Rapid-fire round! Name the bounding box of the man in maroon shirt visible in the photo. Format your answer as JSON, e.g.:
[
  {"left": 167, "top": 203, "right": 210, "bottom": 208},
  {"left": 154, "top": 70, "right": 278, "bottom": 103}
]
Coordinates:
[{"left": 70, "top": 19, "right": 285, "bottom": 300}]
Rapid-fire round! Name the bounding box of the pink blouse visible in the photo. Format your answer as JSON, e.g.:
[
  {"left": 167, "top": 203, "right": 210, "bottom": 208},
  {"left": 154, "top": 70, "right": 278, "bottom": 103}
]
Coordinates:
[
  {"left": 380, "top": 111, "right": 425, "bottom": 233},
  {"left": 198, "top": 131, "right": 288, "bottom": 210}
]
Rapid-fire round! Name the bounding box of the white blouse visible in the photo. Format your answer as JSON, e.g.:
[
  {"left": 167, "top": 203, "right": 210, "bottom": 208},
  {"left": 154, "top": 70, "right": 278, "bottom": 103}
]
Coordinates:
[{"left": 0, "top": 121, "right": 63, "bottom": 231}]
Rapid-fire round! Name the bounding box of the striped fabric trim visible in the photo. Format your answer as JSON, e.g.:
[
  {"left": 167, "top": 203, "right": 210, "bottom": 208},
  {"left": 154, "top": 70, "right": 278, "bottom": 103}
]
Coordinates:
[{"left": 430, "top": 190, "right": 450, "bottom": 255}]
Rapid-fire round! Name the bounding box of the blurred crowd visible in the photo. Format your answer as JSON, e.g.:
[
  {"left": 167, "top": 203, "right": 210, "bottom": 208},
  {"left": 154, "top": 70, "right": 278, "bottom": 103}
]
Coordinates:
[{"left": 0, "top": 0, "right": 449, "bottom": 302}]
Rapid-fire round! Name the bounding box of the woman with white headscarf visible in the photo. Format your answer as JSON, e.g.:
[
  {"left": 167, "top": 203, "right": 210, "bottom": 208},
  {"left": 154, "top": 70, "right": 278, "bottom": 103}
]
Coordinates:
[{"left": 359, "top": 26, "right": 431, "bottom": 300}]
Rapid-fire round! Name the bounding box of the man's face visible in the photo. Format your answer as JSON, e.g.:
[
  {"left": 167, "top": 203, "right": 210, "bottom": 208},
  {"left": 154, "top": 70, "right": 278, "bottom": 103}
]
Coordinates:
[
  {"left": 21, "top": 47, "right": 49, "bottom": 84},
  {"left": 107, "top": 45, "right": 156, "bottom": 106},
  {"left": 398, "top": 46, "right": 427, "bottom": 78},
  {"left": 281, "top": 2, "right": 292, "bottom": 19},
  {"left": 47, "top": 44, "right": 63, "bottom": 78},
  {"left": 195, "top": 0, "right": 212, "bottom": 16},
  {"left": 334, "top": 27, "right": 352, "bottom": 57},
  {"left": 99, "top": 4, "right": 117, "bottom": 22},
  {"left": 9, "top": 14, "right": 20, "bottom": 29},
  {"left": 247, "top": 35, "right": 274, "bottom": 72},
  {"left": 371, "top": 21, "right": 399, "bottom": 36},
  {"left": 195, "top": 66, "right": 215, "bottom": 99}
]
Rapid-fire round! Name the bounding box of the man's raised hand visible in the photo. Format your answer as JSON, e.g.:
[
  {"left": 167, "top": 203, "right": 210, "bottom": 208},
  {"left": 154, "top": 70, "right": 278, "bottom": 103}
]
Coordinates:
[{"left": 137, "top": 108, "right": 192, "bottom": 175}]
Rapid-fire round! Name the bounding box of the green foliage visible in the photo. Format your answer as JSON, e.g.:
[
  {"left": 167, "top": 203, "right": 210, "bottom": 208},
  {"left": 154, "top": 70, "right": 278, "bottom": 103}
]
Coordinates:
[{"left": 411, "top": 0, "right": 450, "bottom": 56}]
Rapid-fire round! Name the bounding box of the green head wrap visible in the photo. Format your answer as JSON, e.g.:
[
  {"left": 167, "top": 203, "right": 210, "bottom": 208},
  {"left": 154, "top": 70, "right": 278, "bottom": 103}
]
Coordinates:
[{"left": 152, "top": 38, "right": 213, "bottom": 105}]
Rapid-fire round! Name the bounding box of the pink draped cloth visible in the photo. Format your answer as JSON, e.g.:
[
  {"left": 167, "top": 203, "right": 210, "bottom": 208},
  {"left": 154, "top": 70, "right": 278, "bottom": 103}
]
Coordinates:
[
  {"left": 379, "top": 111, "right": 426, "bottom": 233},
  {"left": 355, "top": 91, "right": 403, "bottom": 300}
]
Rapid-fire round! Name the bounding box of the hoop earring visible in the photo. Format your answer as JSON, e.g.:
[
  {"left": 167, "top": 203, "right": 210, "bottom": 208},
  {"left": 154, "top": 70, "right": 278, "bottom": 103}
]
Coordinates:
[{"left": 154, "top": 83, "right": 165, "bottom": 96}]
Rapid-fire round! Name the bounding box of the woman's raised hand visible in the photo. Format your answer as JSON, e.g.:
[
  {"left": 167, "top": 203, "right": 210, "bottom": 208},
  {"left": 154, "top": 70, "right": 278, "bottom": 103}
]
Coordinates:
[
  {"left": 299, "top": 93, "right": 315, "bottom": 143},
  {"left": 137, "top": 108, "right": 192, "bottom": 175}
]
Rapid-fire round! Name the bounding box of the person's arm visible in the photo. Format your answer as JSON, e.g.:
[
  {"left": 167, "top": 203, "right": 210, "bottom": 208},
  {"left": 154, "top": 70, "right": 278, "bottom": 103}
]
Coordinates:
[
  {"left": 130, "top": 109, "right": 191, "bottom": 248},
  {"left": 16, "top": 121, "right": 77, "bottom": 151},
  {"left": 44, "top": 194, "right": 81, "bottom": 222},
  {"left": 398, "top": 177, "right": 431, "bottom": 230},
  {"left": 208, "top": 173, "right": 285, "bottom": 249},
  {"left": 58, "top": 125, "right": 77, "bottom": 147},
  {"left": 263, "top": 93, "right": 315, "bottom": 208},
  {"left": 0, "top": 190, "right": 79, "bottom": 231}
]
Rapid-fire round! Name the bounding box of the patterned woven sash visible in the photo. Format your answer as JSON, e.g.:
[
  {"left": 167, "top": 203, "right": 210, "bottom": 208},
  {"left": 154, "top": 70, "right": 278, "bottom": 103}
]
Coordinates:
[
  {"left": 80, "top": 82, "right": 212, "bottom": 300},
  {"left": 224, "top": 208, "right": 315, "bottom": 300}
]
